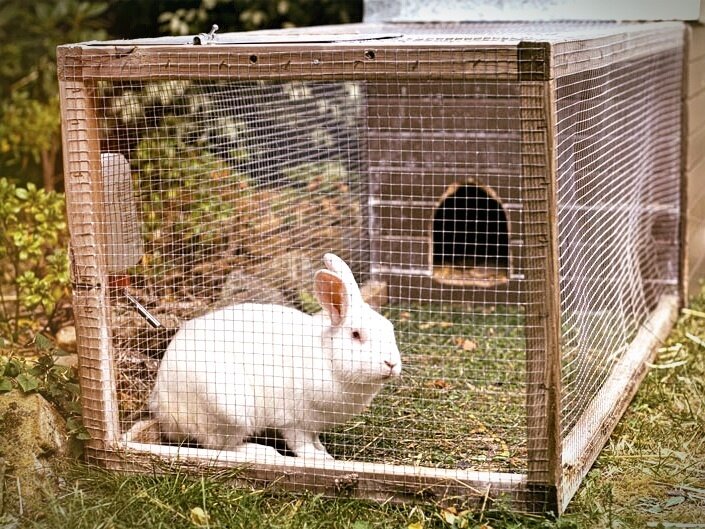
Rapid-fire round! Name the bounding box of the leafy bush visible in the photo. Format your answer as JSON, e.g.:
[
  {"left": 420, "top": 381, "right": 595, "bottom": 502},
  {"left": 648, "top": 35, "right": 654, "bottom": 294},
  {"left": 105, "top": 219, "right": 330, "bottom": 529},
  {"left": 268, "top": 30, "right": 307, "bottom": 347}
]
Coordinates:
[
  {"left": 0, "top": 179, "right": 70, "bottom": 345},
  {"left": 0, "top": 0, "right": 109, "bottom": 189},
  {"left": 157, "top": 0, "right": 361, "bottom": 35}
]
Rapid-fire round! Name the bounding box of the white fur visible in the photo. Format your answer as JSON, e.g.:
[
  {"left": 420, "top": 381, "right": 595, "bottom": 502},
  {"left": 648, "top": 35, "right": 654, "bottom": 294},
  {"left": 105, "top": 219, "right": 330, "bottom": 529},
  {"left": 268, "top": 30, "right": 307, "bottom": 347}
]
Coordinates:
[{"left": 148, "top": 254, "right": 401, "bottom": 462}]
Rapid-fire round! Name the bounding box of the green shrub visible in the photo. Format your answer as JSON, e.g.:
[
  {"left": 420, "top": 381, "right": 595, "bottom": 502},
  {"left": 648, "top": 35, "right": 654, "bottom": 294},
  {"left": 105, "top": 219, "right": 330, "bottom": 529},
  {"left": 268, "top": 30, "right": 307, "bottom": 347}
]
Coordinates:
[{"left": 0, "top": 179, "right": 70, "bottom": 345}]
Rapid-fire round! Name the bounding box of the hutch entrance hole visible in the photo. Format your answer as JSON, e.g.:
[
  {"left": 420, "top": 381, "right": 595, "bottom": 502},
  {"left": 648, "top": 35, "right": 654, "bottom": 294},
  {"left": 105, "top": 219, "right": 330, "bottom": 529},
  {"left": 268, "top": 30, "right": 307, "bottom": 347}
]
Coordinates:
[{"left": 432, "top": 183, "right": 510, "bottom": 286}]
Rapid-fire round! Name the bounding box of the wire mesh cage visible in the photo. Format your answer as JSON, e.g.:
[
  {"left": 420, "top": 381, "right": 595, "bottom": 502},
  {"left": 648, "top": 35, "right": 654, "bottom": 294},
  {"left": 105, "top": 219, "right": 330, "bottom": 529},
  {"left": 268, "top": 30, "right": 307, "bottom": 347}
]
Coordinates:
[{"left": 58, "top": 21, "right": 683, "bottom": 514}]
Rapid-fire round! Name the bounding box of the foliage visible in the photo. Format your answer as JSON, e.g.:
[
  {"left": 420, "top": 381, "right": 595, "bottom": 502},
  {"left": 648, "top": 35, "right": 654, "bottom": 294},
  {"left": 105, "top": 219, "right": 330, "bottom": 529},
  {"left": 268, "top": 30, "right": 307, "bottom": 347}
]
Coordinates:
[
  {"left": 133, "top": 113, "right": 239, "bottom": 272},
  {"left": 97, "top": 79, "right": 362, "bottom": 288},
  {"left": 0, "top": 0, "right": 109, "bottom": 189},
  {"left": 567, "top": 301, "right": 705, "bottom": 527},
  {"left": 157, "top": 0, "right": 361, "bottom": 35},
  {"left": 0, "top": 338, "right": 89, "bottom": 454},
  {"left": 0, "top": 0, "right": 108, "bottom": 101},
  {"left": 20, "top": 291, "right": 705, "bottom": 528},
  {"left": 0, "top": 179, "right": 70, "bottom": 345},
  {"left": 0, "top": 93, "right": 62, "bottom": 188},
  {"left": 0, "top": 0, "right": 363, "bottom": 189}
]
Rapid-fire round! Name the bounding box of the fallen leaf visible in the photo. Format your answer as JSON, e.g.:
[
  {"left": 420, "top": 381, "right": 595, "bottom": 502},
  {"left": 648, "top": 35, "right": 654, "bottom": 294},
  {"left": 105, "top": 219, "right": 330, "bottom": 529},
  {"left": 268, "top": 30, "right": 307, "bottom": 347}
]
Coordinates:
[
  {"left": 453, "top": 337, "right": 478, "bottom": 351},
  {"left": 426, "top": 379, "right": 453, "bottom": 390},
  {"left": 440, "top": 509, "right": 458, "bottom": 525},
  {"left": 189, "top": 507, "right": 209, "bottom": 527},
  {"left": 419, "top": 321, "right": 453, "bottom": 329},
  {"left": 407, "top": 523, "right": 424, "bottom": 529},
  {"left": 461, "top": 339, "right": 477, "bottom": 351}
]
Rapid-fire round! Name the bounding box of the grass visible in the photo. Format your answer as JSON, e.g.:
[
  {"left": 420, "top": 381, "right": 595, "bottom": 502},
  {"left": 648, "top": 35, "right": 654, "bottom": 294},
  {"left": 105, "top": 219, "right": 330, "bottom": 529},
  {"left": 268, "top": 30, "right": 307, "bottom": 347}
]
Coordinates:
[
  {"left": 8, "top": 292, "right": 705, "bottom": 528},
  {"left": 17, "top": 465, "right": 573, "bottom": 529},
  {"left": 324, "top": 304, "right": 527, "bottom": 472},
  {"left": 565, "top": 297, "right": 705, "bottom": 527}
]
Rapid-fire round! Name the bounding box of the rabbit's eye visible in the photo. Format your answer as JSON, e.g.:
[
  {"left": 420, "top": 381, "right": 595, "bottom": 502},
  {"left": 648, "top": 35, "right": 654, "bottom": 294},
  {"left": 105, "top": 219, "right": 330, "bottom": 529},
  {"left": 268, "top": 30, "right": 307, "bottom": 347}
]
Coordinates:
[{"left": 351, "top": 330, "right": 363, "bottom": 342}]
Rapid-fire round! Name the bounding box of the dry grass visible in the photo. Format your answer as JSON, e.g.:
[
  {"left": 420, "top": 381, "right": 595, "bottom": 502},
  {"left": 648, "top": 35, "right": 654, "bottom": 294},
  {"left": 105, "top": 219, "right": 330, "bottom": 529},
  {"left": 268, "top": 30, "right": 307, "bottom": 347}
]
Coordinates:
[{"left": 567, "top": 298, "right": 705, "bottom": 526}]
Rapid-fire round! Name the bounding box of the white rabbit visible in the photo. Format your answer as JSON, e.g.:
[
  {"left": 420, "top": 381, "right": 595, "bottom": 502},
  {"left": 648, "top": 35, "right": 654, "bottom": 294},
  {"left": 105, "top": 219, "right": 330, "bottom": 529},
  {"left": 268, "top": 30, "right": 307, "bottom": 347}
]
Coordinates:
[{"left": 148, "top": 253, "right": 401, "bottom": 462}]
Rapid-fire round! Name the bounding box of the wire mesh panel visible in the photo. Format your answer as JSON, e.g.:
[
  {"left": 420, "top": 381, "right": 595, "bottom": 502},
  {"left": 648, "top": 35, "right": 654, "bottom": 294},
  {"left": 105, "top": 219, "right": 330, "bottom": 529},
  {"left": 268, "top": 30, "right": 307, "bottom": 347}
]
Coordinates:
[
  {"left": 553, "top": 28, "right": 683, "bottom": 506},
  {"left": 58, "top": 20, "right": 683, "bottom": 514}
]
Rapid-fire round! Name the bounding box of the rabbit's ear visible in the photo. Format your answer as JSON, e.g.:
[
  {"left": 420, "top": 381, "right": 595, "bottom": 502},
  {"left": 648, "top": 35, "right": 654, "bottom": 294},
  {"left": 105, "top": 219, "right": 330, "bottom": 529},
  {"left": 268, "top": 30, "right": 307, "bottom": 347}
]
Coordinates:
[
  {"left": 322, "top": 254, "right": 362, "bottom": 302},
  {"left": 314, "top": 270, "right": 348, "bottom": 326}
]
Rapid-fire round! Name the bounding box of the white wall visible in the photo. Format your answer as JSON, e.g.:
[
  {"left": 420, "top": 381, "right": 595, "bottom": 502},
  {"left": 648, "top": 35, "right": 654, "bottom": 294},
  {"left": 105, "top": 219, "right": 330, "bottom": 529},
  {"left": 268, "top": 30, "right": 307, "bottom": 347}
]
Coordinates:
[{"left": 364, "top": 0, "right": 702, "bottom": 23}]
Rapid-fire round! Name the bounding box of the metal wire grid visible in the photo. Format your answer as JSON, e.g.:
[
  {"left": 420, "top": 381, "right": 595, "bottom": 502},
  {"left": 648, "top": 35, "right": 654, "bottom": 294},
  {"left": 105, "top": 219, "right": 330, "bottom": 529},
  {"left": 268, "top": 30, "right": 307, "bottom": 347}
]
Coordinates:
[
  {"left": 554, "top": 31, "right": 683, "bottom": 438},
  {"left": 94, "top": 75, "right": 531, "bottom": 473},
  {"left": 57, "top": 21, "right": 684, "bottom": 512}
]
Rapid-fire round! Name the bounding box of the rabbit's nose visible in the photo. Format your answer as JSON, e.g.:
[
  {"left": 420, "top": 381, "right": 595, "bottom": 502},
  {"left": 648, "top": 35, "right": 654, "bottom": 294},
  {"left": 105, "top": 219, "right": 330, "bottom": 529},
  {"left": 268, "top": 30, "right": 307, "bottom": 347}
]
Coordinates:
[{"left": 384, "top": 360, "right": 396, "bottom": 370}]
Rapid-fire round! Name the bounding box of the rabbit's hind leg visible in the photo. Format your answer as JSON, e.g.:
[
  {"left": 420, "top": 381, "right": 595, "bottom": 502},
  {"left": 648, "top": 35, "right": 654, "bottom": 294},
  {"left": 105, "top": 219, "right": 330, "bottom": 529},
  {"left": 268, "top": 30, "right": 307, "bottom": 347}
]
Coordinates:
[
  {"left": 281, "top": 428, "right": 334, "bottom": 462},
  {"left": 232, "top": 442, "right": 288, "bottom": 463}
]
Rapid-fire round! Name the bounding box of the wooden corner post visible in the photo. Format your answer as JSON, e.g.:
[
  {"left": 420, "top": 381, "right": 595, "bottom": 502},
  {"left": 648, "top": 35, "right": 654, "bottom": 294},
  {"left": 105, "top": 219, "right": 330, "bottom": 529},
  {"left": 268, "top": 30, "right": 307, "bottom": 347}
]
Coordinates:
[
  {"left": 518, "top": 41, "right": 563, "bottom": 514},
  {"left": 58, "top": 45, "right": 121, "bottom": 460}
]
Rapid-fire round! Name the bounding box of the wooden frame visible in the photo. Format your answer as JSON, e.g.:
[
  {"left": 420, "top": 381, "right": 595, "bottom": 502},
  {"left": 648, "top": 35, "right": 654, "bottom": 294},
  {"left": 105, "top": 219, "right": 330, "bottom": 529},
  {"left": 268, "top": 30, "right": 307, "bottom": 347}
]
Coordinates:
[
  {"left": 58, "top": 21, "right": 684, "bottom": 515},
  {"left": 59, "top": 79, "right": 121, "bottom": 456}
]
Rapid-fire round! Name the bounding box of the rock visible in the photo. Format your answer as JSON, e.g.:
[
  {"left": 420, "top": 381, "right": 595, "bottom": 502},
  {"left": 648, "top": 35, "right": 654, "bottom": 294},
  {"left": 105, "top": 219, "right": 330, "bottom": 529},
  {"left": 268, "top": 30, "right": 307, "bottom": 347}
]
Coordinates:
[
  {"left": 55, "top": 325, "right": 77, "bottom": 353},
  {"left": 53, "top": 354, "right": 78, "bottom": 370},
  {"left": 0, "top": 391, "right": 68, "bottom": 517}
]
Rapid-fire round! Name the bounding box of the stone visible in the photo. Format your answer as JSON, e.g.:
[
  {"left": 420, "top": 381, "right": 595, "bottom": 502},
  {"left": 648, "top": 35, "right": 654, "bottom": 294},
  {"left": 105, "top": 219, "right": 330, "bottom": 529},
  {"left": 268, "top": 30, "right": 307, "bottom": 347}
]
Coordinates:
[
  {"left": 0, "top": 391, "right": 68, "bottom": 517},
  {"left": 53, "top": 354, "right": 78, "bottom": 370},
  {"left": 55, "top": 325, "right": 77, "bottom": 353}
]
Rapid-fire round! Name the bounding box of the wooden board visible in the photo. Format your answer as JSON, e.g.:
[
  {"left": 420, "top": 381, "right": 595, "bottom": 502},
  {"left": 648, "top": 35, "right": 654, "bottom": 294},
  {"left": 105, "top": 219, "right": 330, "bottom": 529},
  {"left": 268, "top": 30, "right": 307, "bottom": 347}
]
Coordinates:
[
  {"left": 59, "top": 79, "right": 121, "bottom": 452},
  {"left": 686, "top": 54, "right": 705, "bottom": 97},
  {"left": 103, "top": 439, "right": 551, "bottom": 511},
  {"left": 519, "top": 80, "right": 562, "bottom": 508},
  {"left": 687, "top": 22, "right": 705, "bottom": 62},
  {"left": 57, "top": 44, "right": 520, "bottom": 82},
  {"left": 686, "top": 154, "right": 705, "bottom": 297},
  {"left": 684, "top": 25, "right": 705, "bottom": 298},
  {"left": 686, "top": 89, "right": 705, "bottom": 136}
]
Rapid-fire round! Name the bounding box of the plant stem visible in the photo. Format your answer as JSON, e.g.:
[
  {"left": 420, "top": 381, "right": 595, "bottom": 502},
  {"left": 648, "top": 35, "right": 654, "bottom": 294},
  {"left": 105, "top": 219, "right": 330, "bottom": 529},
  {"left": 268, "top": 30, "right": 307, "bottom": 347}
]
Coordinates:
[{"left": 12, "top": 254, "right": 21, "bottom": 343}]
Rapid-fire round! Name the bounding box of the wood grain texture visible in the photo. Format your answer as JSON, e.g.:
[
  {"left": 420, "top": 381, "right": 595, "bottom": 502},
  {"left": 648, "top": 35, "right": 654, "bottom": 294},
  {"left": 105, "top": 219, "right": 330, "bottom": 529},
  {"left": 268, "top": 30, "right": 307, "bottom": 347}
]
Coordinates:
[
  {"left": 59, "top": 78, "right": 121, "bottom": 451},
  {"left": 57, "top": 44, "right": 519, "bottom": 82},
  {"left": 111, "top": 439, "right": 551, "bottom": 512},
  {"left": 519, "top": 78, "right": 562, "bottom": 507}
]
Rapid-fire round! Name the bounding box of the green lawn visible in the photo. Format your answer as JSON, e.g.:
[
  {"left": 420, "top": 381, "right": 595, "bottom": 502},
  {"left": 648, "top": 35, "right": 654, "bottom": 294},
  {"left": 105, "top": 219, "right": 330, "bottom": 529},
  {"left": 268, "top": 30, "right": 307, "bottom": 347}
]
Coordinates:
[
  {"left": 7, "top": 292, "right": 705, "bottom": 529},
  {"left": 324, "top": 305, "right": 527, "bottom": 472}
]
